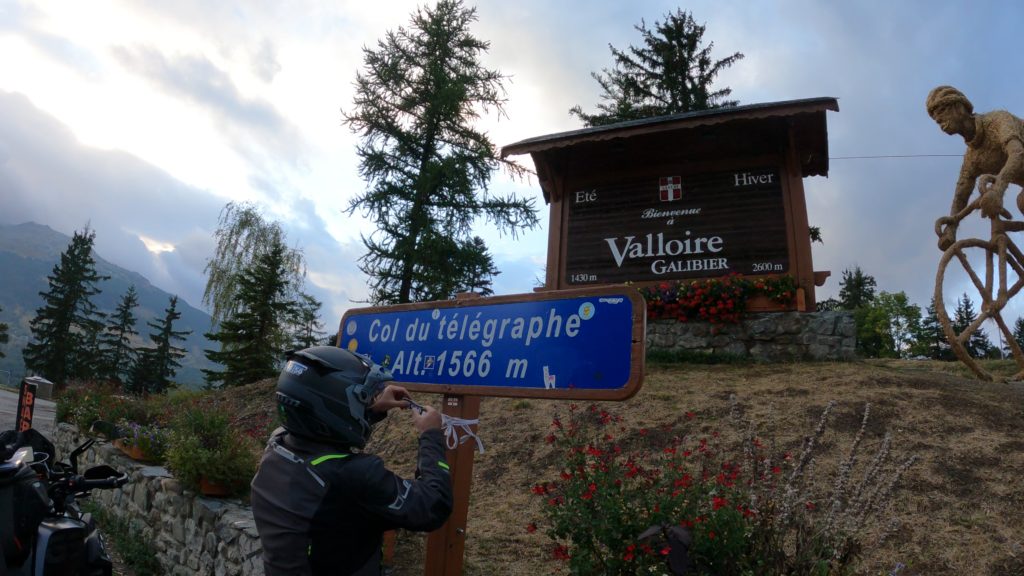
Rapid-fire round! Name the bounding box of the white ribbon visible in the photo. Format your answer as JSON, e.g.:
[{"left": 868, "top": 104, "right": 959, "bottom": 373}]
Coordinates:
[{"left": 441, "top": 415, "right": 485, "bottom": 454}]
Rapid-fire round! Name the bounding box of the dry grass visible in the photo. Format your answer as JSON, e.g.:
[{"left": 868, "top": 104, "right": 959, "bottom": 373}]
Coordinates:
[{"left": 218, "top": 359, "right": 1024, "bottom": 575}]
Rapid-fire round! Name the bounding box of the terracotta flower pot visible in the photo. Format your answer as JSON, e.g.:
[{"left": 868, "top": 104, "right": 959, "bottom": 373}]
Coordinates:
[
  {"left": 199, "top": 476, "right": 232, "bottom": 497},
  {"left": 114, "top": 439, "right": 149, "bottom": 462}
]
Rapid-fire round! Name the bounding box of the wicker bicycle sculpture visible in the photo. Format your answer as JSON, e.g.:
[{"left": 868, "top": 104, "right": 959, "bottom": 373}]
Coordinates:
[{"left": 928, "top": 86, "right": 1024, "bottom": 381}]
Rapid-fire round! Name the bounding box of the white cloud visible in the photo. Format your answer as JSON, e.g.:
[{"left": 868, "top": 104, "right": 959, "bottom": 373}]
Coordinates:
[{"left": 2, "top": 0, "right": 1024, "bottom": 333}]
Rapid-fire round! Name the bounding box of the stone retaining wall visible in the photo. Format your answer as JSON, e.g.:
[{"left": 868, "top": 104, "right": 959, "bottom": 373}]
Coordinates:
[
  {"left": 52, "top": 423, "right": 263, "bottom": 576},
  {"left": 646, "top": 311, "right": 856, "bottom": 361}
]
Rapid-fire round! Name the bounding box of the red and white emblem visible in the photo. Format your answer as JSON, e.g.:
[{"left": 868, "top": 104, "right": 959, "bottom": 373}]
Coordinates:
[{"left": 659, "top": 176, "right": 682, "bottom": 202}]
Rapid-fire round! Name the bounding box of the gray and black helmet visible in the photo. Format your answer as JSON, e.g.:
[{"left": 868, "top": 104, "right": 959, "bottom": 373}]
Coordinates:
[{"left": 275, "top": 346, "right": 393, "bottom": 448}]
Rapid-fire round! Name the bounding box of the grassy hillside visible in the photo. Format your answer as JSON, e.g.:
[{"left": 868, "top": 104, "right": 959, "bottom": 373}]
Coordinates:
[{"left": 217, "top": 359, "right": 1024, "bottom": 576}]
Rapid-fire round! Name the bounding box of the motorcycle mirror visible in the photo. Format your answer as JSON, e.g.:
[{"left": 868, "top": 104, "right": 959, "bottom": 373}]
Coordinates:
[{"left": 83, "top": 464, "right": 120, "bottom": 480}]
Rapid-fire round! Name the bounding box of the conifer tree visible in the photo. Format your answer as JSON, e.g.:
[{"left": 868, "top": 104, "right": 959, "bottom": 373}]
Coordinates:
[
  {"left": 204, "top": 241, "right": 295, "bottom": 387},
  {"left": 130, "top": 296, "right": 190, "bottom": 394},
  {"left": 916, "top": 297, "right": 953, "bottom": 360},
  {"left": 838, "top": 266, "right": 877, "bottom": 310},
  {"left": 23, "top": 227, "right": 109, "bottom": 386},
  {"left": 99, "top": 286, "right": 140, "bottom": 385},
  {"left": 344, "top": 0, "right": 537, "bottom": 304},
  {"left": 1010, "top": 317, "right": 1024, "bottom": 357},
  {"left": 570, "top": 9, "right": 744, "bottom": 126},
  {"left": 952, "top": 293, "right": 993, "bottom": 358},
  {"left": 290, "top": 293, "right": 326, "bottom": 350},
  {"left": 0, "top": 306, "right": 8, "bottom": 359}
]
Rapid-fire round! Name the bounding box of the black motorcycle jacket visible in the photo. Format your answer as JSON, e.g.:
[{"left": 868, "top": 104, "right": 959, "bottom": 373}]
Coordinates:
[{"left": 250, "top": 427, "right": 453, "bottom": 576}]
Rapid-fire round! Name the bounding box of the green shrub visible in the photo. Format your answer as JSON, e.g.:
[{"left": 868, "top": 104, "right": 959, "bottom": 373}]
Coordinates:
[
  {"left": 80, "top": 501, "right": 163, "bottom": 576},
  {"left": 165, "top": 405, "right": 258, "bottom": 496},
  {"left": 56, "top": 382, "right": 148, "bottom": 431}
]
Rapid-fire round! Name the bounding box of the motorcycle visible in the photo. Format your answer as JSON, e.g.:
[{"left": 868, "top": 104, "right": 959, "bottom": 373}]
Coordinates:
[{"left": 0, "top": 428, "right": 128, "bottom": 576}]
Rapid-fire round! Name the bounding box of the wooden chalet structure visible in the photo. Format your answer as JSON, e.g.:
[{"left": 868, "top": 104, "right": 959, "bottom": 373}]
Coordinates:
[{"left": 501, "top": 97, "right": 839, "bottom": 311}]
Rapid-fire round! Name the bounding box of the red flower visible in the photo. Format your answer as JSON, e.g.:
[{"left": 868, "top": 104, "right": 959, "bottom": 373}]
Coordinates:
[
  {"left": 805, "top": 501, "right": 816, "bottom": 511},
  {"left": 712, "top": 496, "right": 728, "bottom": 510},
  {"left": 545, "top": 434, "right": 556, "bottom": 444},
  {"left": 685, "top": 411, "right": 696, "bottom": 420},
  {"left": 552, "top": 545, "right": 571, "bottom": 560},
  {"left": 531, "top": 484, "right": 547, "bottom": 495},
  {"left": 526, "top": 522, "right": 537, "bottom": 533},
  {"left": 708, "top": 530, "right": 716, "bottom": 540},
  {"left": 660, "top": 546, "right": 671, "bottom": 556}
]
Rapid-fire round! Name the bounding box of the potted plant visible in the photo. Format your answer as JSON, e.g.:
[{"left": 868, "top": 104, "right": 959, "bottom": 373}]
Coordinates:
[
  {"left": 114, "top": 421, "right": 170, "bottom": 464},
  {"left": 165, "top": 406, "right": 258, "bottom": 497}
]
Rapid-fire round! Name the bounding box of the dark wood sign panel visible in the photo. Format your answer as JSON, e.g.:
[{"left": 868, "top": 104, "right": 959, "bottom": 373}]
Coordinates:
[{"left": 566, "top": 167, "right": 788, "bottom": 285}]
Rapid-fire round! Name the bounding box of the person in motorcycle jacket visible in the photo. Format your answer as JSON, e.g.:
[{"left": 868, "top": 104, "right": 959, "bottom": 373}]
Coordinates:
[{"left": 251, "top": 346, "right": 453, "bottom": 576}]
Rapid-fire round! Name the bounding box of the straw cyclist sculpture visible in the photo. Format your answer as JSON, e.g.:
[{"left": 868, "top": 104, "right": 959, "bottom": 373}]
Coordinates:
[{"left": 928, "top": 85, "right": 1024, "bottom": 380}]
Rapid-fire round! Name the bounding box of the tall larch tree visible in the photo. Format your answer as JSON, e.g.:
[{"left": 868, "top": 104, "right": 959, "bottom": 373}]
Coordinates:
[
  {"left": 570, "top": 8, "right": 744, "bottom": 127},
  {"left": 23, "top": 227, "right": 109, "bottom": 387},
  {"left": 344, "top": 0, "right": 538, "bottom": 304}
]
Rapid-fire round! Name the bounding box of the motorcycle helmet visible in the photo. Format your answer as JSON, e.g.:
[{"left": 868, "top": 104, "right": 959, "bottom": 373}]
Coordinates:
[{"left": 275, "top": 346, "right": 393, "bottom": 448}]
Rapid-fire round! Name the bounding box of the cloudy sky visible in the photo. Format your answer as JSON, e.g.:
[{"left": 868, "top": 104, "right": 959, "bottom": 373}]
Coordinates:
[{"left": 1, "top": 0, "right": 1022, "bottom": 335}]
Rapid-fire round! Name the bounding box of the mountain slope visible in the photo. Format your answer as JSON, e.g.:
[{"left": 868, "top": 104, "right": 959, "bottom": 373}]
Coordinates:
[{"left": 0, "top": 222, "right": 217, "bottom": 388}]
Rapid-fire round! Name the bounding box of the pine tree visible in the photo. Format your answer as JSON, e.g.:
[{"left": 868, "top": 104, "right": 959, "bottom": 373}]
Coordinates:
[
  {"left": 290, "top": 293, "right": 326, "bottom": 350},
  {"left": 343, "top": 0, "right": 538, "bottom": 304},
  {"left": 98, "top": 286, "right": 140, "bottom": 386},
  {"left": 73, "top": 313, "right": 107, "bottom": 381},
  {"left": 415, "top": 235, "right": 500, "bottom": 300},
  {"left": 838, "top": 266, "right": 877, "bottom": 310},
  {"left": 0, "top": 306, "right": 8, "bottom": 359},
  {"left": 204, "top": 241, "right": 295, "bottom": 387},
  {"left": 816, "top": 297, "right": 842, "bottom": 312},
  {"left": 570, "top": 9, "right": 744, "bottom": 127},
  {"left": 130, "top": 296, "right": 190, "bottom": 394},
  {"left": 1009, "top": 317, "right": 1024, "bottom": 357},
  {"left": 23, "top": 227, "right": 109, "bottom": 386},
  {"left": 916, "top": 297, "right": 953, "bottom": 360},
  {"left": 952, "top": 293, "right": 993, "bottom": 358}
]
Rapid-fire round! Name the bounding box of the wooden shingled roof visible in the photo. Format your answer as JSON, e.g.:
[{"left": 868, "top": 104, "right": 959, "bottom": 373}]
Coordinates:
[{"left": 501, "top": 97, "right": 839, "bottom": 202}]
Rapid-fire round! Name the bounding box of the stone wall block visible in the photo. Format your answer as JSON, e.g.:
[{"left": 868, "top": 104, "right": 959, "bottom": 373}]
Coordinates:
[{"left": 648, "top": 312, "right": 855, "bottom": 361}]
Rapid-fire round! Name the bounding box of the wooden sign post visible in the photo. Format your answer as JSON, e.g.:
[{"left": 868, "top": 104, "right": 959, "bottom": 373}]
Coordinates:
[{"left": 338, "top": 286, "right": 646, "bottom": 576}]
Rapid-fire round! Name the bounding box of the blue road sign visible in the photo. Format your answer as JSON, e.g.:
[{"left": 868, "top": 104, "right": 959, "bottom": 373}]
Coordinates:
[{"left": 339, "top": 288, "right": 645, "bottom": 400}]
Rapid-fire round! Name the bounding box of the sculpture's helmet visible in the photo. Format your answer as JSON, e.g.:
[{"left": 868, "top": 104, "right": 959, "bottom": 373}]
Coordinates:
[
  {"left": 926, "top": 86, "right": 973, "bottom": 119},
  {"left": 275, "top": 346, "right": 393, "bottom": 448}
]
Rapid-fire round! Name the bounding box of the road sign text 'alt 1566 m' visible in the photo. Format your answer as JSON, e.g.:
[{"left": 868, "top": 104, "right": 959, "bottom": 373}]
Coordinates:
[{"left": 338, "top": 287, "right": 646, "bottom": 401}]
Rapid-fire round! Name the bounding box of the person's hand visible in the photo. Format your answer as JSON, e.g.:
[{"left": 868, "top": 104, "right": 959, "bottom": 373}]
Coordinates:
[
  {"left": 978, "top": 176, "right": 1011, "bottom": 219},
  {"left": 412, "top": 405, "right": 442, "bottom": 434},
  {"left": 370, "top": 384, "right": 410, "bottom": 413},
  {"left": 937, "top": 219, "right": 957, "bottom": 251}
]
